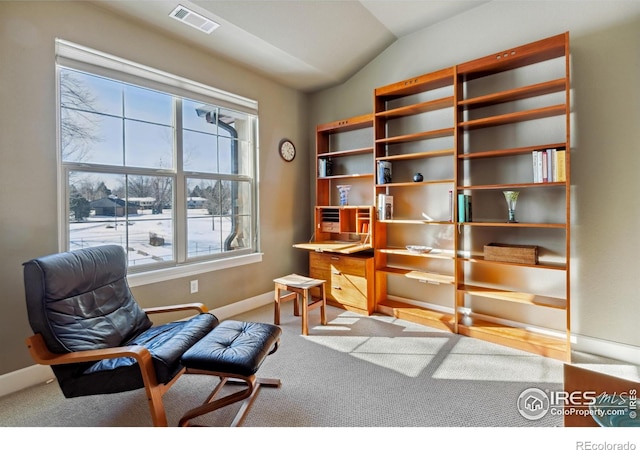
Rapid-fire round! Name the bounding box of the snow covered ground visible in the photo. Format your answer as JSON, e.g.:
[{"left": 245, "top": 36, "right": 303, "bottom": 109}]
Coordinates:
[{"left": 69, "top": 209, "right": 233, "bottom": 267}]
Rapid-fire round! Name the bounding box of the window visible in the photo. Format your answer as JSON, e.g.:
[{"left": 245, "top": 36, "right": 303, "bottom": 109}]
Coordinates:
[{"left": 57, "top": 40, "right": 259, "bottom": 277}]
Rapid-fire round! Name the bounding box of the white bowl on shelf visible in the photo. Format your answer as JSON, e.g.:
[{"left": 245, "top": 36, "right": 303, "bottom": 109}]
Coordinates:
[{"left": 406, "top": 245, "right": 433, "bottom": 254}]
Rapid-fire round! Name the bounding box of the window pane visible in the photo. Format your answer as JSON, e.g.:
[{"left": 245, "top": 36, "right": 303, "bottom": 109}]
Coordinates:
[
  {"left": 60, "top": 69, "right": 124, "bottom": 164},
  {"left": 125, "top": 175, "right": 174, "bottom": 268},
  {"left": 60, "top": 69, "right": 123, "bottom": 116},
  {"left": 124, "top": 120, "right": 173, "bottom": 169},
  {"left": 218, "top": 136, "right": 233, "bottom": 174},
  {"left": 68, "top": 171, "right": 127, "bottom": 249},
  {"left": 183, "top": 129, "right": 218, "bottom": 173},
  {"left": 61, "top": 108, "right": 124, "bottom": 165},
  {"left": 68, "top": 171, "right": 174, "bottom": 267},
  {"left": 183, "top": 99, "right": 216, "bottom": 133},
  {"left": 186, "top": 178, "right": 252, "bottom": 258},
  {"left": 124, "top": 84, "right": 172, "bottom": 125}
]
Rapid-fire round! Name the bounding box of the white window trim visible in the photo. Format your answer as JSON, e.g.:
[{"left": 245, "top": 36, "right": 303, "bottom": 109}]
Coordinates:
[
  {"left": 55, "top": 39, "right": 258, "bottom": 114},
  {"left": 127, "top": 252, "right": 263, "bottom": 287},
  {"left": 56, "top": 39, "right": 261, "bottom": 279}
]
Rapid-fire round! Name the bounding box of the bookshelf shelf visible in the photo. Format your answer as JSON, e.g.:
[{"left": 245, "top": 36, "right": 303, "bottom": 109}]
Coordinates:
[
  {"left": 318, "top": 173, "right": 373, "bottom": 181},
  {"left": 377, "top": 149, "right": 454, "bottom": 162},
  {"left": 458, "top": 79, "right": 567, "bottom": 110},
  {"left": 317, "top": 146, "right": 374, "bottom": 159},
  {"left": 375, "top": 96, "right": 455, "bottom": 118},
  {"left": 458, "top": 221, "right": 566, "bottom": 229},
  {"left": 458, "top": 104, "right": 566, "bottom": 131},
  {"left": 457, "top": 320, "right": 567, "bottom": 361},
  {"left": 460, "top": 254, "right": 567, "bottom": 270},
  {"left": 457, "top": 142, "right": 566, "bottom": 160},
  {"left": 378, "top": 248, "right": 455, "bottom": 260},
  {"left": 458, "top": 284, "right": 566, "bottom": 309},
  {"left": 375, "top": 127, "right": 455, "bottom": 145},
  {"left": 377, "top": 299, "right": 455, "bottom": 332}
]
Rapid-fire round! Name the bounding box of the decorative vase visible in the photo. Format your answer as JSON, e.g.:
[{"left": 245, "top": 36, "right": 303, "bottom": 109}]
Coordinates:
[
  {"left": 503, "top": 191, "right": 519, "bottom": 223},
  {"left": 413, "top": 173, "right": 423, "bottom": 182},
  {"left": 337, "top": 185, "right": 351, "bottom": 206}
]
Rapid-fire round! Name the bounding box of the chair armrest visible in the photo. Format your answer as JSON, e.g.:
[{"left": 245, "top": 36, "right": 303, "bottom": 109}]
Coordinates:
[
  {"left": 143, "top": 302, "right": 208, "bottom": 315},
  {"left": 25, "top": 333, "right": 152, "bottom": 367}
]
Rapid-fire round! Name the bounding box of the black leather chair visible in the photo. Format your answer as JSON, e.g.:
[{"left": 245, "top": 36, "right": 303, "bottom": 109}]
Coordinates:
[{"left": 23, "top": 245, "right": 218, "bottom": 426}]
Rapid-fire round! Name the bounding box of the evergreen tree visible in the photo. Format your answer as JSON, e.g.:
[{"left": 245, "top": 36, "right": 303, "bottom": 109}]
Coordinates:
[{"left": 69, "top": 186, "right": 91, "bottom": 221}]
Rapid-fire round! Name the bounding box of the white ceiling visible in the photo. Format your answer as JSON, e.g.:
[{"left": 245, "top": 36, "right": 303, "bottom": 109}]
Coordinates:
[{"left": 92, "top": 0, "right": 490, "bottom": 92}]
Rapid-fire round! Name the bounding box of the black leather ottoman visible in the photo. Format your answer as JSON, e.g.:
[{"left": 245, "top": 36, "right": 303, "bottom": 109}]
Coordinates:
[{"left": 179, "top": 320, "right": 282, "bottom": 426}]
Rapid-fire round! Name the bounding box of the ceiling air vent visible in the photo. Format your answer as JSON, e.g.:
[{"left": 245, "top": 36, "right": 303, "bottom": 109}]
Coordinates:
[{"left": 169, "top": 5, "right": 220, "bottom": 34}]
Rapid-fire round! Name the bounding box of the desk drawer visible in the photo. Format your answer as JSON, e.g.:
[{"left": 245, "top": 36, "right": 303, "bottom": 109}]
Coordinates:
[
  {"left": 309, "top": 252, "right": 373, "bottom": 314},
  {"left": 310, "top": 252, "right": 367, "bottom": 277},
  {"left": 330, "top": 272, "right": 368, "bottom": 309}
]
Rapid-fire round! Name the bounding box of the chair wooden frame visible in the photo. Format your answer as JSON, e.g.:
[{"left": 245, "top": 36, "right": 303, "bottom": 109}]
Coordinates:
[{"left": 25, "top": 302, "right": 208, "bottom": 427}]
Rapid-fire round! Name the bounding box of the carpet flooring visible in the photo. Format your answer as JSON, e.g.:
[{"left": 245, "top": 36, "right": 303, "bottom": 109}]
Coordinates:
[{"left": 0, "top": 303, "right": 571, "bottom": 428}]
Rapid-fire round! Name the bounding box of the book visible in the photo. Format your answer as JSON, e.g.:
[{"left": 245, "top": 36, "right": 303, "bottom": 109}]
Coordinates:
[
  {"left": 377, "top": 194, "right": 393, "bottom": 220},
  {"left": 377, "top": 161, "right": 392, "bottom": 184},
  {"left": 458, "top": 194, "right": 472, "bottom": 222},
  {"left": 465, "top": 195, "right": 472, "bottom": 222},
  {"left": 384, "top": 195, "right": 393, "bottom": 219},
  {"left": 533, "top": 150, "right": 545, "bottom": 183},
  {"left": 555, "top": 150, "right": 566, "bottom": 182}
]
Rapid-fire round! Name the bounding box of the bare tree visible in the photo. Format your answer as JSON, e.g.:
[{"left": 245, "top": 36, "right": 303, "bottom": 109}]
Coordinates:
[{"left": 60, "top": 71, "right": 102, "bottom": 162}]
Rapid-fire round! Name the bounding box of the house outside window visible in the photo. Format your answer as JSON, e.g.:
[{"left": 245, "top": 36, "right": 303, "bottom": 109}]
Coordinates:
[{"left": 56, "top": 40, "right": 260, "bottom": 279}]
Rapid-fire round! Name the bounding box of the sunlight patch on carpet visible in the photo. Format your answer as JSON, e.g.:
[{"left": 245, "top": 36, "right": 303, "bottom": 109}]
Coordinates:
[
  {"left": 304, "top": 335, "right": 370, "bottom": 353},
  {"left": 352, "top": 352, "right": 436, "bottom": 377},
  {"left": 432, "top": 338, "right": 564, "bottom": 383},
  {"left": 305, "top": 335, "right": 450, "bottom": 376}
]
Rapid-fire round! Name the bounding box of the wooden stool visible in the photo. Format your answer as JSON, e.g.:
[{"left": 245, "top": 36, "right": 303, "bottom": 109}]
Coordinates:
[{"left": 273, "top": 274, "right": 327, "bottom": 336}]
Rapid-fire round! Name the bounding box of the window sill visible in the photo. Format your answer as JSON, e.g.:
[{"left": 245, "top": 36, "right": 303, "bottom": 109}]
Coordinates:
[{"left": 127, "top": 252, "right": 263, "bottom": 287}]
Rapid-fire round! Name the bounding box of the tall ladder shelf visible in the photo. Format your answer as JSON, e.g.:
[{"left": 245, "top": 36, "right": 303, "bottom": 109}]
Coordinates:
[{"left": 370, "top": 33, "right": 571, "bottom": 360}]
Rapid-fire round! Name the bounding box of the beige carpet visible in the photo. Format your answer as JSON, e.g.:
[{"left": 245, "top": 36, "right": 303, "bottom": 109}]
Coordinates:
[{"left": 0, "top": 303, "right": 568, "bottom": 427}]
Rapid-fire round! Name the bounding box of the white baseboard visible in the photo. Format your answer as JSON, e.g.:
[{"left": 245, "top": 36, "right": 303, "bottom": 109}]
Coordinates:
[
  {"left": 0, "top": 364, "right": 54, "bottom": 398},
  {"left": 572, "top": 333, "right": 640, "bottom": 365},
  {"left": 0, "top": 291, "right": 274, "bottom": 399},
  {"left": 210, "top": 291, "right": 273, "bottom": 320}
]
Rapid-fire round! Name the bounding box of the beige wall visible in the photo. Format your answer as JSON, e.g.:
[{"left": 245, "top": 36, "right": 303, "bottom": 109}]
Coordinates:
[
  {"left": 309, "top": 1, "right": 640, "bottom": 358},
  {"left": 0, "top": 1, "right": 310, "bottom": 374}
]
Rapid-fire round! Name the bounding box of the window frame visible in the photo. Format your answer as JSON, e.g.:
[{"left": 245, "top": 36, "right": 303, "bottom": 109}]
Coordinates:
[{"left": 55, "top": 40, "right": 262, "bottom": 285}]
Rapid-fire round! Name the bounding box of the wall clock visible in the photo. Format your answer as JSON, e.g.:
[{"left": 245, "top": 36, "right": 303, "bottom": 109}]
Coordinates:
[{"left": 279, "top": 138, "right": 296, "bottom": 162}]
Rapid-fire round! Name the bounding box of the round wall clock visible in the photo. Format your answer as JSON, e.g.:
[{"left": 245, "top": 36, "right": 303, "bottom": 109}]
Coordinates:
[{"left": 279, "top": 139, "right": 296, "bottom": 162}]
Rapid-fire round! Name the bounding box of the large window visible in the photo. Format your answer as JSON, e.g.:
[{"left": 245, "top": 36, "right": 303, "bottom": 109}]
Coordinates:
[{"left": 57, "top": 41, "right": 259, "bottom": 276}]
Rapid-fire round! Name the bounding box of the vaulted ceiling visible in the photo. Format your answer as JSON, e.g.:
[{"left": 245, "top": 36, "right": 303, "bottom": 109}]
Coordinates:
[{"left": 92, "top": 0, "right": 490, "bottom": 92}]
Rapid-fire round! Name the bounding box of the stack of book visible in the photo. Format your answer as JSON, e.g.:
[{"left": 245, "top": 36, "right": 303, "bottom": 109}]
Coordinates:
[{"left": 532, "top": 148, "right": 566, "bottom": 183}]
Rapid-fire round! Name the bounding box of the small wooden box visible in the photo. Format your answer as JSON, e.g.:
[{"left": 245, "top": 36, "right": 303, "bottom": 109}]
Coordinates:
[{"left": 484, "top": 243, "right": 538, "bottom": 264}]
